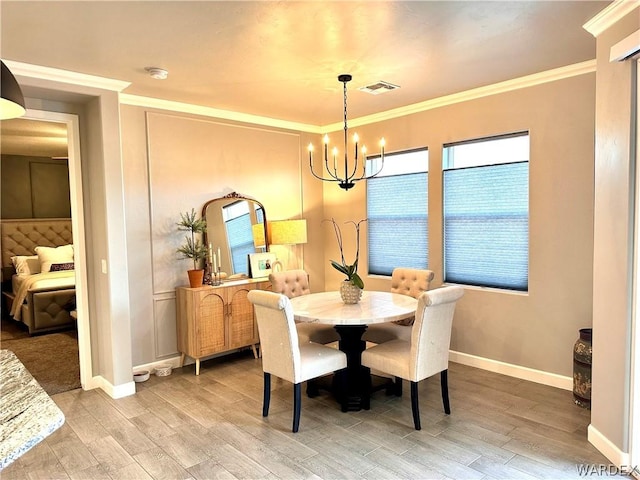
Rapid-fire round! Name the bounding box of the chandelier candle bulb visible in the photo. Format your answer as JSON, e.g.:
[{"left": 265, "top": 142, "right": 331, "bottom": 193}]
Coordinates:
[
  {"left": 354, "top": 133, "right": 359, "bottom": 161},
  {"left": 308, "top": 74, "right": 387, "bottom": 190}
]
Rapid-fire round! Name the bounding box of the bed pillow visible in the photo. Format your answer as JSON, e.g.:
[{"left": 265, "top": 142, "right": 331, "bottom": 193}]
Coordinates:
[
  {"left": 35, "top": 244, "right": 74, "bottom": 273},
  {"left": 10, "top": 255, "right": 41, "bottom": 276},
  {"left": 50, "top": 262, "right": 74, "bottom": 272}
]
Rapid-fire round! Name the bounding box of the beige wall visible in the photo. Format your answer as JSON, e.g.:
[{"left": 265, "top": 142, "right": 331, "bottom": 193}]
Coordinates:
[
  {"left": 81, "top": 92, "right": 133, "bottom": 387},
  {"left": 322, "top": 73, "right": 596, "bottom": 378},
  {"left": 1, "top": 155, "right": 71, "bottom": 219},
  {"left": 120, "top": 107, "right": 317, "bottom": 365},
  {"left": 591, "top": 10, "right": 639, "bottom": 455}
]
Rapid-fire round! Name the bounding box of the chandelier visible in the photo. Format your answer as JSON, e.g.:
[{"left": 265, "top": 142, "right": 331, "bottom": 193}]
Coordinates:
[{"left": 308, "top": 74, "right": 385, "bottom": 190}]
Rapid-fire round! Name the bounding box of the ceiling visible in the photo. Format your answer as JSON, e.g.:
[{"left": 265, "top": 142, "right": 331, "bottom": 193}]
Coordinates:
[{"left": 1, "top": 1, "right": 609, "bottom": 156}]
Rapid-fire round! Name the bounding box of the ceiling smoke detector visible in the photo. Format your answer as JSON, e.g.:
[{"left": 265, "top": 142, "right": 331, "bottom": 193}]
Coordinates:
[
  {"left": 358, "top": 80, "right": 400, "bottom": 95},
  {"left": 145, "top": 67, "right": 168, "bottom": 80}
]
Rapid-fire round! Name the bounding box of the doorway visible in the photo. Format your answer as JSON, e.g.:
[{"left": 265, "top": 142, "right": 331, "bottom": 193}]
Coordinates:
[{"left": 1, "top": 110, "right": 92, "bottom": 389}]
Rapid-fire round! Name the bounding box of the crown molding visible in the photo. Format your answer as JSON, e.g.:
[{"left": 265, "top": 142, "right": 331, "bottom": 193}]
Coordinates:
[
  {"left": 124, "top": 60, "right": 594, "bottom": 134},
  {"left": 583, "top": 0, "right": 640, "bottom": 38},
  {"left": 120, "top": 94, "right": 322, "bottom": 134},
  {"left": 2, "top": 59, "right": 130, "bottom": 92},
  {"left": 322, "top": 60, "right": 596, "bottom": 131},
  {"left": 5, "top": 58, "right": 595, "bottom": 134}
]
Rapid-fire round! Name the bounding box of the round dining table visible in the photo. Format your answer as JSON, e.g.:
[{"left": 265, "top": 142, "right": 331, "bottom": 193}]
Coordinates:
[{"left": 289, "top": 290, "right": 418, "bottom": 411}]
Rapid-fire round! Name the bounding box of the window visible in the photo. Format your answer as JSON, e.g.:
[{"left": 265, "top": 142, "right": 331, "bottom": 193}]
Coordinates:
[
  {"left": 443, "top": 132, "right": 529, "bottom": 291},
  {"left": 223, "top": 201, "right": 264, "bottom": 274},
  {"left": 367, "top": 148, "right": 428, "bottom": 276}
]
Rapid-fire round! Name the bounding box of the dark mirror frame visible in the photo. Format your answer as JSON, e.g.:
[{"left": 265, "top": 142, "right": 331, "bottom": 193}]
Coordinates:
[{"left": 202, "top": 192, "right": 268, "bottom": 277}]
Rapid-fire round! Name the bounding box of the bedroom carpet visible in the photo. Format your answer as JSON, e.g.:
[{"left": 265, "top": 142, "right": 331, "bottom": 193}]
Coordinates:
[{"left": 1, "top": 318, "right": 81, "bottom": 396}]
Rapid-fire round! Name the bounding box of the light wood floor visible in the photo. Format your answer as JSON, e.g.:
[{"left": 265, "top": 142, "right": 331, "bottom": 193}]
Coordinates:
[{"left": 2, "top": 351, "right": 626, "bottom": 479}]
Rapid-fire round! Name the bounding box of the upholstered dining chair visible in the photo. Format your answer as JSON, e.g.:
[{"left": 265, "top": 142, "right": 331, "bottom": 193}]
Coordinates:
[
  {"left": 269, "top": 269, "right": 340, "bottom": 345},
  {"left": 363, "top": 268, "right": 435, "bottom": 344},
  {"left": 247, "top": 290, "right": 347, "bottom": 433},
  {"left": 361, "top": 286, "right": 464, "bottom": 430}
]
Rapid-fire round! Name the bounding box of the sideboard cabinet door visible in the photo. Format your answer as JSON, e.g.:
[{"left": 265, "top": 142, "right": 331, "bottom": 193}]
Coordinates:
[
  {"left": 176, "top": 280, "right": 269, "bottom": 375},
  {"left": 226, "top": 284, "right": 259, "bottom": 350},
  {"left": 196, "top": 290, "right": 226, "bottom": 355}
]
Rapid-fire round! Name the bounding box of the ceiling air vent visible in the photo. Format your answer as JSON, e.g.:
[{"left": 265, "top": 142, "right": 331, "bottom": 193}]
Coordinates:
[{"left": 358, "top": 80, "right": 400, "bottom": 95}]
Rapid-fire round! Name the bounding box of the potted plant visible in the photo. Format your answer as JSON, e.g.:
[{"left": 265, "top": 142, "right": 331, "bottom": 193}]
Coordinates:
[
  {"left": 177, "top": 208, "right": 208, "bottom": 287},
  {"left": 326, "top": 217, "right": 367, "bottom": 304}
]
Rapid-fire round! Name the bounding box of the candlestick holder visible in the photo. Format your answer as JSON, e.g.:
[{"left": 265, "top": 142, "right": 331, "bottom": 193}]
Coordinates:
[
  {"left": 203, "top": 262, "right": 212, "bottom": 285},
  {"left": 211, "top": 267, "right": 223, "bottom": 286}
]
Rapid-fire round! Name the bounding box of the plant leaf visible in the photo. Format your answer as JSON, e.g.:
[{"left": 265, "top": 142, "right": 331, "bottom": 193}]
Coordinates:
[
  {"left": 177, "top": 208, "right": 207, "bottom": 232},
  {"left": 351, "top": 272, "right": 364, "bottom": 289},
  {"left": 330, "top": 260, "right": 349, "bottom": 276}
]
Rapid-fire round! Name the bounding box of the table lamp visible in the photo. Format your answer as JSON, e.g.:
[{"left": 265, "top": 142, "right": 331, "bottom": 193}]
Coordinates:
[{"left": 268, "top": 219, "right": 307, "bottom": 270}]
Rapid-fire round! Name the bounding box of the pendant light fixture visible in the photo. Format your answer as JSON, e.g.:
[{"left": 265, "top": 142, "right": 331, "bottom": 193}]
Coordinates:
[
  {"left": 308, "top": 74, "right": 385, "bottom": 190},
  {"left": 0, "top": 61, "right": 26, "bottom": 120}
]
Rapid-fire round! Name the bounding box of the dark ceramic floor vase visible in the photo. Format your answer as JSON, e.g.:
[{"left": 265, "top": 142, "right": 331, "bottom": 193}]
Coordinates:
[{"left": 573, "top": 327, "right": 592, "bottom": 409}]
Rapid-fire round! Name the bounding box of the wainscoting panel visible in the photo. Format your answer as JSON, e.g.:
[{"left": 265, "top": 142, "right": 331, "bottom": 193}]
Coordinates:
[{"left": 153, "top": 293, "right": 178, "bottom": 359}]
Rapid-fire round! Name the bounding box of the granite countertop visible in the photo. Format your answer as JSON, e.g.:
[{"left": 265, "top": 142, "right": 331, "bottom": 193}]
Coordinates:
[{"left": 0, "top": 349, "right": 65, "bottom": 470}]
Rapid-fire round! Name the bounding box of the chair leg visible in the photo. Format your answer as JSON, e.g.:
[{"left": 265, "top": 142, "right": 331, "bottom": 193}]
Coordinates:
[
  {"left": 411, "top": 381, "right": 421, "bottom": 430},
  {"left": 441, "top": 369, "right": 451, "bottom": 414},
  {"left": 394, "top": 376, "right": 403, "bottom": 397},
  {"left": 262, "top": 372, "right": 271, "bottom": 417},
  {"left": 384, "top": 376, "right": 403, "bottom": 397},
  {"left": 293, "top": 383, "right": 302, "bottom": 433},
  {"left": 306, "top": 379, "right": 319, "bottom": 398}
]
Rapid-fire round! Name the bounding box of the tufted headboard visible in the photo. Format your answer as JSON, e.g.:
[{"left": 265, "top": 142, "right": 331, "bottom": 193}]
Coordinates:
[{"left": 1, "top": 218, "right": 73, "bottom": 282}]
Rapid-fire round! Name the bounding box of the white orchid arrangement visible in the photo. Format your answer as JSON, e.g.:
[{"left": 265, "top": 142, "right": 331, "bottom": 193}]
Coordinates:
[{"left": 326, "top": 217, "right": 367, "bottom": 289}]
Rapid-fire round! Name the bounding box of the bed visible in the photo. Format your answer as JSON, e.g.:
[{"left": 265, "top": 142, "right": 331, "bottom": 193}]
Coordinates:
[{"left": 1, "top": 218, "right": 76, "bottom": 335}]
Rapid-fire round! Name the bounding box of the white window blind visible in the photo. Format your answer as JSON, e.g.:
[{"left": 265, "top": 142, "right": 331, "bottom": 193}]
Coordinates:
[
  {"left": 367, "top": 149, "right": 428, "bottom": 276},
  {"left": 224, "top": 203, "right": 264, "bottom": 275},
  {"left": 226, "top": 214, "right": 253, "bottom": 274},
  {"left": 443, "top": 133, "right": 529, "bottom": 291}
]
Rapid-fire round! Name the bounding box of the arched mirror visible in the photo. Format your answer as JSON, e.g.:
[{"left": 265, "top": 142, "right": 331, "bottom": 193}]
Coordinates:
[{"left": 202, "top": 192, "right": 268, "bottom": 277}]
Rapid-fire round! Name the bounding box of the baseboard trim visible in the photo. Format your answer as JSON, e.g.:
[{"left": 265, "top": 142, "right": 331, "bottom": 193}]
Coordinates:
[
  {"left": 587, "top": 424, "right": 631, "bottom": 469},
  {"left": 449, "top": 350, "right": 573, "bottom": 390},
  {"left": 132, "top": 349, "right": 254, "bottom": 376},
  {"left": 85, "top": 375, "right": 136, "bottom": 399},
  {"left": 134, "top": 356, "right": 183, "bottom": 374}
]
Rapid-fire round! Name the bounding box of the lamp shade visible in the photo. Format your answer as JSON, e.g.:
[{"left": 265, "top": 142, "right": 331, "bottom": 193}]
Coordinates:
[
  {"left": 268, "top": 219, "right": 307, "bottom": 245},
  {"left": 1, "top": 61, "right": 25, "bottom": 120}
]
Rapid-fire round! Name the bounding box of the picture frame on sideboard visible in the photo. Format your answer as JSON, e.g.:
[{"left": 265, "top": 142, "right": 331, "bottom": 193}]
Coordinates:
[{"left": 248, "top": 252, "right": 277, "bottom": 278}]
